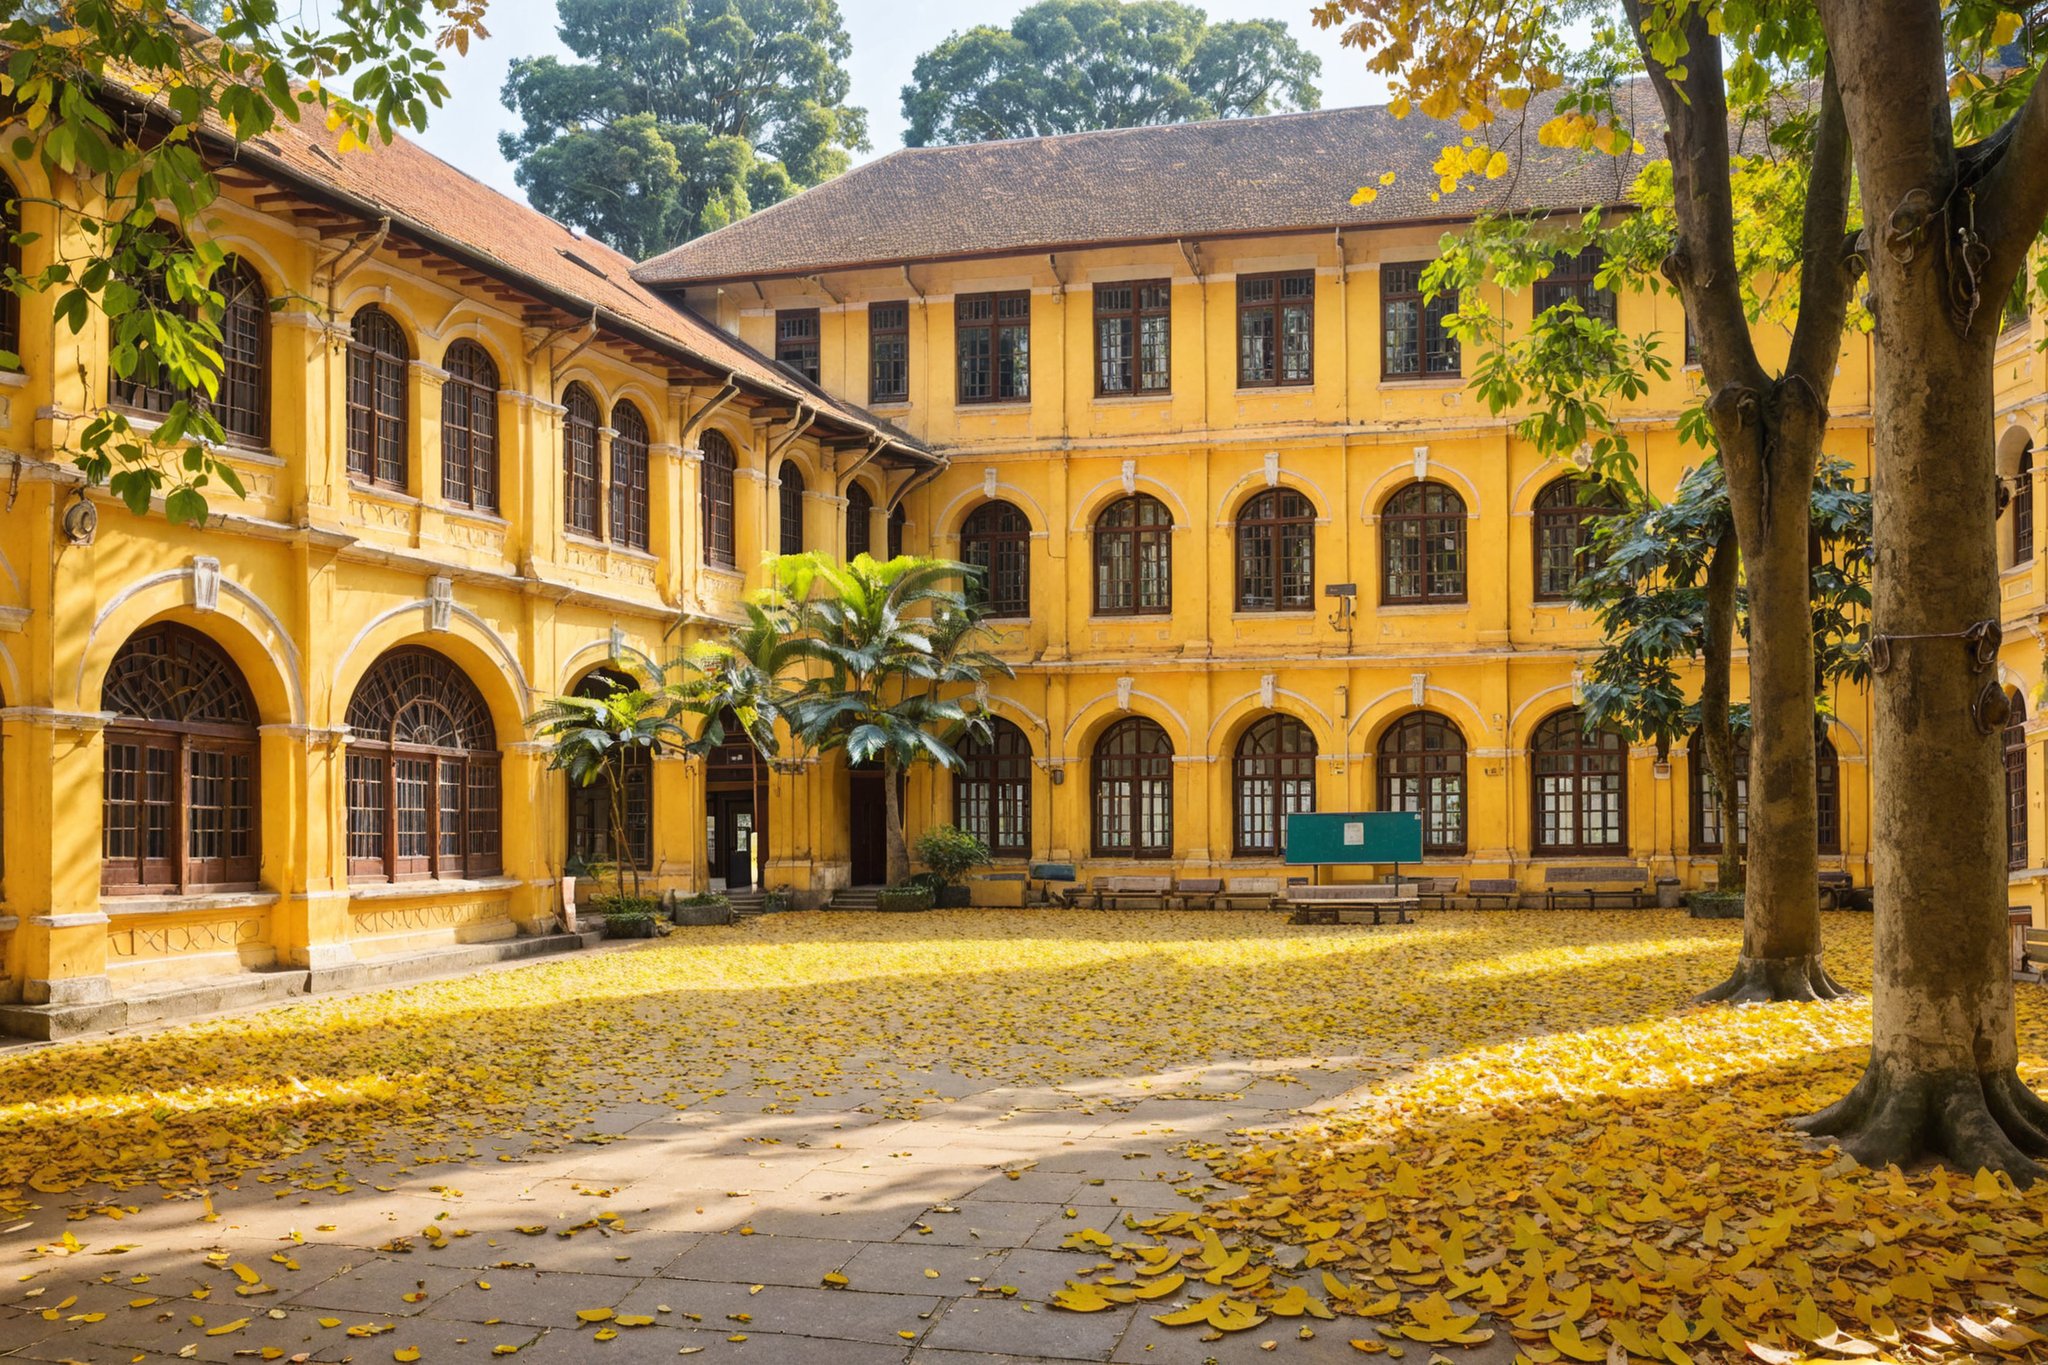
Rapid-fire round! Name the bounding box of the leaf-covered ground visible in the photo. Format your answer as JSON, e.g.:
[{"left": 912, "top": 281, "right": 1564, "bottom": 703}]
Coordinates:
[{"left": 2, "top": 910, "right": 2045, "bottom": 1362}]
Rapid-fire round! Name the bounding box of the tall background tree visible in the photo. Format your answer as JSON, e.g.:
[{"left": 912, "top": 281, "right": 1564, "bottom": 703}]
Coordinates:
[
  {"left": 901, "top": 0, "right": 1320, "bottom": 146},
  {"left": 500, "top": 0, "right": 866, "bottom": 257},
  {"left": 2, "top": 0, "right": 486, "bottom": 525}
]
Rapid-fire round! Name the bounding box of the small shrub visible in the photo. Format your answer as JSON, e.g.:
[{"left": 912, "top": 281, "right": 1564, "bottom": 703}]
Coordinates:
[
  {"left": 588, "top": 891, "right": 661, "bottom": 919},
  {"left": 914, "top": 825, "right": 992, "bottom": 889},
  {"left": 676, "top": 891, "right": 729, "bottom": 907}
]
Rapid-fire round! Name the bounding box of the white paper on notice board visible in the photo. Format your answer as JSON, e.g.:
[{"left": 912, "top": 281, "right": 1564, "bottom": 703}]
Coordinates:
[{"left": 1343, "top": 821, "right": 1364, "bottom": 845}]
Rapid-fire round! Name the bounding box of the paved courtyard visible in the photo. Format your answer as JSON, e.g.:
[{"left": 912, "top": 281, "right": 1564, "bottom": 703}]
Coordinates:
[{"left": 0, "top": 909, "right": 2030, "bottom": 1363}]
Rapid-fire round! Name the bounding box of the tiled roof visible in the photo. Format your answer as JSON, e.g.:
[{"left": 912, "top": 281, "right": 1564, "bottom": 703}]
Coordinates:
[
  {"left": 200, "top": 98, "right": 928, "bottom": 457},
  {"left": 634, "top": 87, "right": 1658, "bottom": 286}
]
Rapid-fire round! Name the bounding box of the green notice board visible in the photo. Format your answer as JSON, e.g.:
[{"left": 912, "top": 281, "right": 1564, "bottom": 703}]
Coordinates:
[{"left": 1284, "top": 811, "right": 1424, "bottom": 865}]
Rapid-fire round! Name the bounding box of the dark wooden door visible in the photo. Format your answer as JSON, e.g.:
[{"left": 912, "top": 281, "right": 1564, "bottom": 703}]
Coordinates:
[
  {"left": 709, "top": 790, "right": 756, "bottom": 889},
  {"left": 849, "top": 765, "right": 887, "bottom": 886}
]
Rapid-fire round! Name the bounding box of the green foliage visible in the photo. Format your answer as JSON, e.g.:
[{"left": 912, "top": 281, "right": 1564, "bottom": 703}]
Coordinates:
[
  {"left": 1573, "top": 457, "right": 1871, "bottom": 756},
  {"left": 2, "top": 0, "right": 486, "bottom": 524},
  {"left": 914, "top": 825, "right": 993, "bottom": 887},
  {"left": 587, "top": 890, "right": 662, "bottom": 918},
  {"left": 529, "top": 666, "right": 687, "bottom": 895},
  {"left": 902, "top": 0, "right": 1320, "bottom": 146},
  {"left": 500, "top": 0, "right": 866, "bottom": 255}
]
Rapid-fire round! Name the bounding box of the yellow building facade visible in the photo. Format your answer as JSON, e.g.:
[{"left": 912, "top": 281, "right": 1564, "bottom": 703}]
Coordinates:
[{"left": 0, "top": 101, "right": 2039, "bottom": 1037}]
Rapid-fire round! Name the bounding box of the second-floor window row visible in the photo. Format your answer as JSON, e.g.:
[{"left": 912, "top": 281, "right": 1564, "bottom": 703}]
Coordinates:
[{"left": 958, "top": 291, "right": 1031, "bottom": 403}]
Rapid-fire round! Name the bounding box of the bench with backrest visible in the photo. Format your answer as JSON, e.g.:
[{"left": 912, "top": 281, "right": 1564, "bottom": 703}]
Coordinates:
[
  {"left": 1541, "top": 865, "right": 1651, "bottom": 910},
  {"left": 1086, "top": 874, "right": 1174, "bottom": 910},
  {"left": 1218, "top": 876, "right": 1285, "bottom": 910},
  {"left": 1284, "top": 882, "right": 1419, "bottom": 926},
  {"left": 1032, "top": 863, "right": 1081, "bottom": 906},
  {"left": 1171, "top": 877, "right": 1223, "bottom": 910},
  {"left": 1818, "top": 871, "right": 1855, "bottom": 909},
  {"left": 1410, "top": 876, "right": 1461, "bottom": 910},
  {"left": 1467, "top": 878, "right": 1520, "bottom": 910},
  {"left": 2021, "top": 925, "right": 2048, "bottom": 979}
]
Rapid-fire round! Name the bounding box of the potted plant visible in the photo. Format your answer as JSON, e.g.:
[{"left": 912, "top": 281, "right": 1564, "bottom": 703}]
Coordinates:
[
  {"left": 590, "top": 889, "right": 662, "bottom": 937},
  {"left": 875, "top": 883, "right": 935, "bottom": 913},
  {"left": 762, "top": 886, "right": 794, "bottom": 914},
  {"left": 530, "top": 668, "right": 686, "bottom": 908},
  {"left": 671, "top": 890, "right": 733, "bottom": 926},
  {"left": 913, "top": 825, "right": 990, "bottom": 908}
]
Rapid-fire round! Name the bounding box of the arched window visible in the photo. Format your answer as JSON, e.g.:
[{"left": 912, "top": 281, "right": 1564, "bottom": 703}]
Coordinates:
[
  {"left": 2009, "top": 696, "right": 2030, "bottom": 871},
  {"left": 1691, "top": 730, "right": 1847, "bottom": 854},
  {"left": 1532, "top": 709, "right": 1626, "bottom": 854},
  {"left": 956, "top": 718, "right": 1032, "bottom": 858},
  {"left": 961, "top": 501, "right": 1031, "bottom": 618},
  {"left": 701, "top": 430, "right": 738, "bottom": 566},
  {"left": 566, "top": 669, "right": 652, "bottom": 872},
  {"left": 779, "top": 462, "right": 806, "bottom": 557},
  {"left": 1378, "top": 712, "right": 1466, "bottom": 855},
  {"left": 1534, "top": 477, "right": 1617, "bottom": 600},
  {"left": 562, "top": 382, "right": 602, "bottom": 537},
  {"left": 1092, "top": 717, "right": 1173, "bottom": 857},
  {"left": 610, "top": 401, "right": 651, "bottom": 552},
  {"left": 1094, "top": 494, "right": 1173, "bottom": 616},
  {"left": 0, "top": 181, "right": 17, "bottom": 363},
  {"left": 1382, "top": 481, "right": 1466, "bottom": 604},
  {"left": 441, "top": 340, "right": 498, "bottom": 511},
  {"left": 111, "top": 252, "right": 269, "bottom": 448},
  {"left": 1235, "top": 489, "right": 1315, "bottom": 611},
  {"left": 344, "top": 648, "right": 501, "bottom": 882},
  {"left": 2016, "top": 443, "right": 2035, "bottom": 566},
  {"left": 346, "top": 305, "right": 409, "bottom": 489},
  {"left": 101, "top": 624, "right": 259, "bottom": 894},
  {"left": 888, "top": 502, "right": 907, "bottom": 559},
  {"left": 1233, "top": 714, "right": 1316, "bottom": 857},
  {"left": 845, "top": 482, "right": 873, "bottom": 558}
]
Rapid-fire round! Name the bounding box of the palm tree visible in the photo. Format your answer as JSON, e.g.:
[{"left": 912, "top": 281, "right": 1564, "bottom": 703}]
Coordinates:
[
  {"left": 773, "top": 552, "right": 1015, "bottom": 886},
  {"left": 672, "top": 598, "right": 802, "bottom": 886},
  {"left": 528, "top": 667, "right": 687, "bottom": 900}
]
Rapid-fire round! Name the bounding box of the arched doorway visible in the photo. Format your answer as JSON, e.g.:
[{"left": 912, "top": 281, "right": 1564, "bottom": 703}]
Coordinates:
[{"left": 705, "top": 710, "right": 767, "bottom": 889}]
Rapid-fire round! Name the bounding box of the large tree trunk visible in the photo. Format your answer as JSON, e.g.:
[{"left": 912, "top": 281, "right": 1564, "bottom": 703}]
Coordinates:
[
  {"left": 1798, "top": 0, "right": 2048, "bottom": 1179},
  {"left": 883, "top": 751, "right": 910, "bottom": 886},
  {"left": 1699, "top": 397, "right": 1848, "bottom": 1004},
  {"left": 1697, "top": 529, "right": 1747, "bottom": 899}
]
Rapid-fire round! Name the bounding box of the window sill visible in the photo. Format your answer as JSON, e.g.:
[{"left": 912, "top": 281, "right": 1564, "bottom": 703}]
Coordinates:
[
  {"left": 1089, "top": 613, "right": 1173, "bottom": 625},
  {"left": 443, "top": 505, "right": 509, "bottom": 527},
  {"left": 1376, "top": 376, "right": 1464, "bottom": 390},
  {"left": 1234, "top": 384, "right": 1314, "bottom": 395},
  {"left": 348, "top": 875, "right": 519, "bottom": 901},
  {"left": 1531, "top": 596, "right": 1582, "bottom": 608},
  {"left": 104, "top": 890, "right": 280, "bottom": 916},
  {"left": 1092, "top": 391, "right": 1173, "bottom": 405},
  {"left": 1231, "top": 609, "right": 1316, "bottom": 620},
  {"left": 699, "top": 562, "right": 745, "bottom": 581},
  {"left": 348, "top": 480, "right": 419, "bottom": 506},
  {"left": 0, "top": 369, "right": 29, "bottom": 389},
  {"left": 562, "top": 531, "right": 656, "bottom": 563},
  {"left": 2003, "top": 559, "right": 2035, "bottom": 579},
  {"left": 866, "top": 397, "right": 911, "bottom": 409},
  {"left": 1377, "top": 601, "right": 1468, "bottom": 615},
  {"left": 957, "top": 400, "right": 1032, "bottom": 412}
]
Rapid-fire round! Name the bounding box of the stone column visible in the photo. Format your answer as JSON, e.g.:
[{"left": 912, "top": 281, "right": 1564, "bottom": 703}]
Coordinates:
[
  {"left": 261, "top": 723, "right": 354, "bottom": 979},
  {"left": 3, "top": 707, "right": 116, "bottom": 1008},
  {"left": 500, "top": 740, "right": 557, "bottom": 934}
]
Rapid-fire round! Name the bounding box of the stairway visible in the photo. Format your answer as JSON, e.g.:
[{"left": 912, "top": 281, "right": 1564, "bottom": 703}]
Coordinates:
[
  {"left": 725, "top": 888, "right": 769, "bottom": 919},
  {"left": 827, "top": 885, "right": 885, "bottom": 912}
]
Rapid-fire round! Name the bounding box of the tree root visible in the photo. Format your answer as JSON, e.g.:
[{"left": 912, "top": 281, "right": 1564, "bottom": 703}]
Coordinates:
[
  {"left": 1693, "top": 953, "right": 1852, "bottom": 1005},
  {"left": 1794, "top": 1064, "right": 2048, "bottom": 1184}
]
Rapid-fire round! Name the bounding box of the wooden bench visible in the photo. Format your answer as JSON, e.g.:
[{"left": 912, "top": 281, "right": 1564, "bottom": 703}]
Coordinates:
[
  {"left": 1467, "top": 878, "right": 1520, "bottom": 910},
  {"left": 1217, "top": 876, "right": 1285, "bottom": 910},
  {"left": 1403, "top": 876, "right": 1461, "bottom": 910},
  {"left": 1085, "top": 874, "right": 1174, "bottom": 910},
  {"left": 1284, "top": 883, "right": 1419, "bottom": 926},
  {"left": 1541, "top": 865, "right": 1651, "bottom": 910},
  {"left": 1171, "top": 877, "right": 1223, "bottom": 909},
  {"left": 1818, "top": 871, "right": 1856, "bottom": 910}
]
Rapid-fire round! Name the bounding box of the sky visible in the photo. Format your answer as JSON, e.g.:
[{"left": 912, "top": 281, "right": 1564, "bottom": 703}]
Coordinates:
[{"left": 411, "top": 0, "right": 1393, "bottom": 204}]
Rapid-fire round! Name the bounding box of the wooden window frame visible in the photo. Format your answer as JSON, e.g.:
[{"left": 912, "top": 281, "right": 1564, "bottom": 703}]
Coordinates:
[
  {"left": 868, "top": 301, "right": 908, "bottom": 403},
  {"left": 346, "top": 305, "right": 410, "bottom": 490},
  {"left": 1378, "top": 712, "right": 1467, "bottom": 855},
  {"left": 776, "top": 308, "right": 821, "bottom": 383},
  {"left": 1692, "top": 732, "right": 1847, "bottom": 855},
  {"left": 1534, "top": 478, "right": 1615, "bottom": 601},
  {"left": 1380, "top": 262, "right": 1459, "bottom": 380},
  {"left": 1091, "top": 716, "right": 1173, "bottom": 858},
  {"left": 344, "top": 647, "right": 502, "bottom": 884},
  {"left": 2010, "top": 697, "right": 2030, "bottom": 871},
  {"left": 1094, "top": 279, "right": 1171, "bottom": 396},
  {"left": 845, "top": 483, "right": 873, "bottom": 558},
  {"left": 1381, "top": 481, "right": 1468, "bottom": 605},
  {"left": 562, "top": 382, "right": 602, "bottom": 538},
  {"left": 2016, "top": 444, "right": 2035, "bottom": 566},
  {"left": 440, "top": 340, "right": 499, "bottom": 512},
  {"left": 1092, "top": 494, "right": 1173, "bottom": 617},
  {"left": 1534, "top": 246, "right": 1617, "bottom": 324},
  {"left": 779, "top": 461, "right": 806, "bottom": 557},
  {"left": 1234, "top": 488, "right": 1316, "bottom": 611},
  {"left": 1532, "top": 710, "right": 1628, "bottom": 856},
  {"left": 1237, "top": 271, "right": 1314, "bottom": 388},
  {"left": 1232, "top": 714, "right": 1317, "bottom": 857},
  {"left": 955, "top": 718, "right": 1032, "bottom": 858},
  {"left": 961, "top": 500, "right": 1031, "bottom": 618},
  {"left": 114, "top": 255, "right": 270, "bottom": 449},
  {"left": 1817, "top": 738, "right": 1841, "bottom": 855},
  {"left": 887, "top": 502, "right": 907, "bottom": 559},
  {"left": 100, "top": 624, "right": 261, "bottom": 896},
  {"left": 610, "top": 401, "right": 651, "bottom": 552},
  {"left": 956, "top": 291, "right": 1031, "bottom": 404},
  {"left": 700, "top": 429, "right": 737, "bottom": 567}
]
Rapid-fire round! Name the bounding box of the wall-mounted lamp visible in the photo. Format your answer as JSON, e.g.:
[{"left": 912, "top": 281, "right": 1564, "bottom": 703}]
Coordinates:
[
  {"left": 1325, "top": 582, "right": 1356, "bottom": 631},
  {"left": 1050, "top": 767, "right": 1064, "bottom": 786},
  {"left": 61, "top": 490, "right": 97, "bottom": 546}
]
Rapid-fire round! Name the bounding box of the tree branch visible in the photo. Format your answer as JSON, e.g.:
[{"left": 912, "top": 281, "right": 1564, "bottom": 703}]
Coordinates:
[
  {"left": 1619, "top": 0, "right": 1767, "bottom": 391},
  {"left": 1786, "top": 63, "right": 1856, "bottom": 394},
  {"left": 1974, "top": 64, "right": 2048, "bottom": 309}
]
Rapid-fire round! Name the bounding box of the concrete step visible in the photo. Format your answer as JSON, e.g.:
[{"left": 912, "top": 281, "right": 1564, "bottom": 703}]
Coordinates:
[
  {"left": 0, "top": 930, "right": 600, "bottom": 1042},
  {"left": 827, "top": 887, "right": 886, "bottom": 911},
  {"left": 725, "top": 890, "right": 769, "bottom": 919}
]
